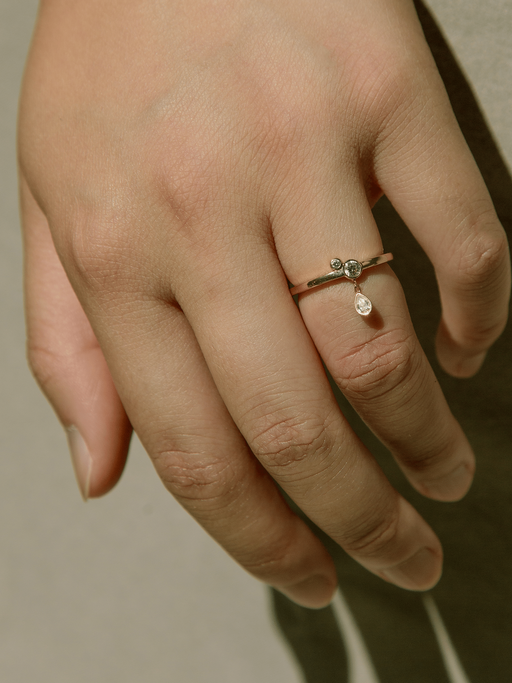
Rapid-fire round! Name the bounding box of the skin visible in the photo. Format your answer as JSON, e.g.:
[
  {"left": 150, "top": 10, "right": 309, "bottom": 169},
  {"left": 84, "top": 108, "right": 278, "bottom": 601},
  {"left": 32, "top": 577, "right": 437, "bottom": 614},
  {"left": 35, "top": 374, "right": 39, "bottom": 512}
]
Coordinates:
[{"left": 18, "top": 0, "right": 510, "bottom": 608}]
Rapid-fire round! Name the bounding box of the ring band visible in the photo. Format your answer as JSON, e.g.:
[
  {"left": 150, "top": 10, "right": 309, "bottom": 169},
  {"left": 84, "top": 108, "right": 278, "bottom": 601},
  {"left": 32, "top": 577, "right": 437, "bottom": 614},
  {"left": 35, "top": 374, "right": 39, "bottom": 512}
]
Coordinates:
[
  {"left": 289, "top": 253, "right": 393, "bottom": 295},
  {"left": 289, "top": 253, "right": 393, "bottom": 316}
]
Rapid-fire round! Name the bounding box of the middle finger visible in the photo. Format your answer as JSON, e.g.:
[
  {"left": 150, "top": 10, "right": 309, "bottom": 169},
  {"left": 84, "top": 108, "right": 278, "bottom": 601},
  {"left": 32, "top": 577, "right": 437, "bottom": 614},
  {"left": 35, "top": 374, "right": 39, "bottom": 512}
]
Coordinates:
[{"left": 171, "top": 205, "right": 443, "bottom": 590}]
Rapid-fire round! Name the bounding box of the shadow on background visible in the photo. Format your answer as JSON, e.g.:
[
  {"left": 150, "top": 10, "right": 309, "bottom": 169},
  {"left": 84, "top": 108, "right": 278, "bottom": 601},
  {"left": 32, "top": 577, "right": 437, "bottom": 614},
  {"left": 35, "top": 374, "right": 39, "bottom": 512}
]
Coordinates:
[{"left": 271, "top": 2, "right": 512, "bottom": 682}]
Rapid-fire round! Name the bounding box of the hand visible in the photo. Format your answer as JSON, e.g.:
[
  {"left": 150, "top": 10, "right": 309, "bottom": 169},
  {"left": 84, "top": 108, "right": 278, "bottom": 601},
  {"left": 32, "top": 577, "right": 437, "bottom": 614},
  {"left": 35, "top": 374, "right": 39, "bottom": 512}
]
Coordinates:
[{"left": 18, "top": 0, "right": 510, "bottom": 608}]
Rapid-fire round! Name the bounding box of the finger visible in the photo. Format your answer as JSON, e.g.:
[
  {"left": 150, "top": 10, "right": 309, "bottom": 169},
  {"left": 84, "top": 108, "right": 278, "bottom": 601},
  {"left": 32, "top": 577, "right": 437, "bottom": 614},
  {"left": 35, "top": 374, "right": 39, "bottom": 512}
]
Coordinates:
[
  {"left": 163, "top": 210, "right": 443, "bottom": 591},
  {"left": 20, "top": 176, "right": 132, "bottom": 499},
  {"left": 271, "top": 163, "right": 474, "bottom": 502},
  {"left": 373, "top": 40, "right": 510, "bottom": 378},
  {"left": 56, "top": 273, "right": 338, "bottom": 608}
]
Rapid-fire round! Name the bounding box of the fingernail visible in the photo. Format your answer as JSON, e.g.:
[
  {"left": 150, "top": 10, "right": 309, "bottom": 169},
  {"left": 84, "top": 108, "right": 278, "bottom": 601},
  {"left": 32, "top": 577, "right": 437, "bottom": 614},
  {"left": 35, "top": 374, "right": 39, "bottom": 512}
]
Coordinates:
[
  {"left": 380, "top": 547, "right": 441, "bottom": 590},
  {"left": 66, "top": 426, "right": 93, "bottom": 501},
  {"left": 421, "top": 462, "right": 474, "bottom": 502},
  {"left": 280, "top": 574, "right": 338, "bottom": 609}
]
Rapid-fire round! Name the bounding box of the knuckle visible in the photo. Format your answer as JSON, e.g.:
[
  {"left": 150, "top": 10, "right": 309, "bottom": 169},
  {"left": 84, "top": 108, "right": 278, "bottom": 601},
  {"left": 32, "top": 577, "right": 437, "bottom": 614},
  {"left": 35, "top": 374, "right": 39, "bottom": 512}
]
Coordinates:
[
  {"left": 63, "top": 212, "right": 136, "bottom": 292},
  {"left": 334, "top": 327, "right": 416, "bottom": 401},
  {"left": 242, "top": 532, "right": 301, "bottom": 584},
  {"left": 343, "top": 509, "right": 400, "bottom": 559},
  {"left": 157, "top": 143, "right": 224, "bottom": 231},
  {"left": 155, "top": 447, "right": 236, "bottom": 507},
  {"left": 151, "top": 104, "right": 241, "bottom": 233},
  {"left": 248, "top": 410, "right": 331, "bottom": 476},
  {"left": 153, "top": 133, "right": 243, "bottom": 267},
  {"left": 454, "top": 222, "right": 509, "bottom": 290}
]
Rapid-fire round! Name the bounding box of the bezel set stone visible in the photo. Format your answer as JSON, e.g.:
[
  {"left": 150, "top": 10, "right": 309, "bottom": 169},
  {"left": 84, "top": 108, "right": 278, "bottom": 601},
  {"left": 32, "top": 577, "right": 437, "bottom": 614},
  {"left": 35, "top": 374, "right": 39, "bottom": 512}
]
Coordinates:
[
  {"left": 330, "top": 258, "right": 363, "bottom": 279},
  {"left": 288, "top": 252, "right": 392, "bottom": 317},
  {"left": 330, "top": 258, "right": 371, "bottom": 316},
  {"left": 343, "top": 259, "right": 363, "bottom": 279}
]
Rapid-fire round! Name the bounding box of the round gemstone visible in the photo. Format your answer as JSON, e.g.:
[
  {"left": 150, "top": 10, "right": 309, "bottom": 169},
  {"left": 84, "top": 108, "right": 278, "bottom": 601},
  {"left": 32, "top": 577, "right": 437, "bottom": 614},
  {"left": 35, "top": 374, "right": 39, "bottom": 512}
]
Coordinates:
[
  {"left": 355, "top": 292, "right": 372, "bottom": 316},
  {"left": 344, "top": 259, "right": 363, "bottom": 279},
  {"left": 330, "top": 258, "right": 343, "bottom": 271}
]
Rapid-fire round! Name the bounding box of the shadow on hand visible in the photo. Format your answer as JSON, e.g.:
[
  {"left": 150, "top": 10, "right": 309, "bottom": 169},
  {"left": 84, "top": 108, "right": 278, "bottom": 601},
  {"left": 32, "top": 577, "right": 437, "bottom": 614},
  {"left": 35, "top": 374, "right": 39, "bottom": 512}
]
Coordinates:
[{"left": 271, "top": 4, "right": 512, "bottom": 683}]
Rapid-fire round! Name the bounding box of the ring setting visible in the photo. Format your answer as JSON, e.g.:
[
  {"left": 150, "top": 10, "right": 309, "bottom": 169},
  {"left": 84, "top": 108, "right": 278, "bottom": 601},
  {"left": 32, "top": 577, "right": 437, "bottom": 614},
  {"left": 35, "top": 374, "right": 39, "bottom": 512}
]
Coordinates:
[{"left": 289, "top": 252, "right": 393, "bottom": 317}]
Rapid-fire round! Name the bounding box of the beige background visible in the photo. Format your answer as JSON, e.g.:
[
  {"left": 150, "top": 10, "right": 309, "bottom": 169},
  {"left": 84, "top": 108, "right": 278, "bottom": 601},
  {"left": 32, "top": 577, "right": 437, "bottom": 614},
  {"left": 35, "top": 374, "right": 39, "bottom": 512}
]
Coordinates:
[{"left": 0, "top": 2, "right": 510, "bottom": 682}]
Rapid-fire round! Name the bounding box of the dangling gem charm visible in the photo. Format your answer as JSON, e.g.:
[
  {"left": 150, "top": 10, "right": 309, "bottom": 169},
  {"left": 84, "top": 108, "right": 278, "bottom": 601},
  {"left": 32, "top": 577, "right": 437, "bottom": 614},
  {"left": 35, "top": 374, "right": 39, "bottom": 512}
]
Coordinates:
[{"left": 353, "top": 282, "right": 372, "bottom": 316}]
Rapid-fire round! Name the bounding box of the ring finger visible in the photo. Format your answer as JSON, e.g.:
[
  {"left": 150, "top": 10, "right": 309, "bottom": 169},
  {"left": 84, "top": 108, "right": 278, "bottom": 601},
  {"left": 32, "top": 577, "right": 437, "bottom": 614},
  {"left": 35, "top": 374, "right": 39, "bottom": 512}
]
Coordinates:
[{"left": 274, "top": 169, "right": 475, "bottom": 503}]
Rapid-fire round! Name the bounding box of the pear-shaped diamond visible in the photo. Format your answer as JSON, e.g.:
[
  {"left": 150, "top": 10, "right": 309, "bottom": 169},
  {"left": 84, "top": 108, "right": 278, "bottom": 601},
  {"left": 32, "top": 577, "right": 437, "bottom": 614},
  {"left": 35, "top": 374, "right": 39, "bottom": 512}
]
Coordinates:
[{"left": 355, "top": 292, "right": 372, "bottom": 316}]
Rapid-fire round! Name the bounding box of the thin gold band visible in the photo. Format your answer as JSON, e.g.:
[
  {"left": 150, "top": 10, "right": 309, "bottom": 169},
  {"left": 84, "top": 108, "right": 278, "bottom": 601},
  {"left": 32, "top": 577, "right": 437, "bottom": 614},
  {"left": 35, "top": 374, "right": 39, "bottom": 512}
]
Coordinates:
[{"left": 289, "top": 253, "right": 393, "bottom": 296}]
